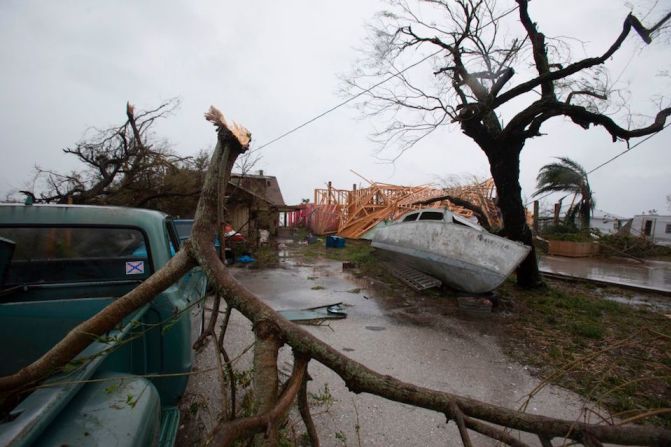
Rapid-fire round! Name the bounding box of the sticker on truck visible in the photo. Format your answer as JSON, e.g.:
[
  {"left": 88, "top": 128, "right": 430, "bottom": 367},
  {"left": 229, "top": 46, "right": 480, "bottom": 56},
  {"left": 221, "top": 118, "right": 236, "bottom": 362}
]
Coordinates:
[{"left": 125, "top": 260, "right": 145, "bottom": 274}]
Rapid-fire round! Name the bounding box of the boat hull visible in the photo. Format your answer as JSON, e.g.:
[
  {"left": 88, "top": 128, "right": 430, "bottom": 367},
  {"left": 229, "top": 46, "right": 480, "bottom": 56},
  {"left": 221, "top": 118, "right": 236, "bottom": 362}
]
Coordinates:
[{"left": 372, "top": 221, "right": 530, "bottom": 293}]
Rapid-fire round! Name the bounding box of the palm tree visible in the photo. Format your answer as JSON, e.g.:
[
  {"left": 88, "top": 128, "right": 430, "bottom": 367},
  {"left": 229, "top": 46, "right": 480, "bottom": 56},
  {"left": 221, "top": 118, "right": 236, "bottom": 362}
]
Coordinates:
[{"left": 533, "top": 157, "right": 594, "bottom": 230}]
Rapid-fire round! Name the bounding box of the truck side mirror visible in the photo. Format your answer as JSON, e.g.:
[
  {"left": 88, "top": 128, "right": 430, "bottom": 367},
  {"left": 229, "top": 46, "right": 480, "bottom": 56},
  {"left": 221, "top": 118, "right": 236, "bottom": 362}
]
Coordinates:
[{"left": 0, "top": 237, "right": 16, "bottom": 289}]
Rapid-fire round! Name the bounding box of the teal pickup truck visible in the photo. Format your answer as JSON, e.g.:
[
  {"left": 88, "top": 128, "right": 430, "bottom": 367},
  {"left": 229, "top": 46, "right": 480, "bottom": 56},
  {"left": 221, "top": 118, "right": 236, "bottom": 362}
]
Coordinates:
[{"left": 0, "top": 204, "right": 207, "bottom": 446}]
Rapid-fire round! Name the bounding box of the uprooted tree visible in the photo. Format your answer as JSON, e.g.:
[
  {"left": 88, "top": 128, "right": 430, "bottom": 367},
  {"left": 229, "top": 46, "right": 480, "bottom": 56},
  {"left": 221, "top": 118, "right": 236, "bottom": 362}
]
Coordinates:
[
  {"left": 31, "top": 98, "right": 208, "bottom": 216},
  {"left": 1, "top": 107, "right": 670, "bottom": 446},
  {"left": 343, "top": 0, "right": 671, "bottom": 287}
]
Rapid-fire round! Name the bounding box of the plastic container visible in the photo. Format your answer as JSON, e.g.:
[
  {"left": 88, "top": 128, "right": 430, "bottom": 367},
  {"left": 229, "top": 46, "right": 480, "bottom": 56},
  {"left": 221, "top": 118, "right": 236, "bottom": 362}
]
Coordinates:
[{"left": 326, "top": 236, "right": 346, "bottom": 248}]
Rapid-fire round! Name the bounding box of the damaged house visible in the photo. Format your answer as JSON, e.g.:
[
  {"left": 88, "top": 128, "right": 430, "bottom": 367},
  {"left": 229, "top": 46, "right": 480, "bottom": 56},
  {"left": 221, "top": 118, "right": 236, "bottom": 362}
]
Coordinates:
[{"left": 225, "top": 171, "right": 286, "bottom": 245}]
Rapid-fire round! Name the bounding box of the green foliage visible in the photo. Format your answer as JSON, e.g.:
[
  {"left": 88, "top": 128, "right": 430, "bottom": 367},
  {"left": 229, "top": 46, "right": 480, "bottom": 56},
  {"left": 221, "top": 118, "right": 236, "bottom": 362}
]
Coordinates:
[
  {"left": 534, "top": 157, "right": 594, "bottom": 228},
  {"left": 104, "top": 383, "right": 120, "bottom": 394},
  {"left": 291, "top": 228, "right": 310, "bottom": 242},
  {"left": 597, "top": 234, "right": 671, "bottom": 259},
  {"left": 126, "top": 394, "right": 138, "bottom": 408},
  {"left": 334, "top": 431, "right": 347, "bottom": 445},
  {"left": 570, "top": 321, "right": 604, "bottom": 339},
  {"left": 233, "top": 367, "right": 254, "bottom": 389},
  {"left": 499, "top": 280, "right": 671, "bottom": 427},
  {"left": 309, "top": 383, "right": 336, "bottom": 408}
]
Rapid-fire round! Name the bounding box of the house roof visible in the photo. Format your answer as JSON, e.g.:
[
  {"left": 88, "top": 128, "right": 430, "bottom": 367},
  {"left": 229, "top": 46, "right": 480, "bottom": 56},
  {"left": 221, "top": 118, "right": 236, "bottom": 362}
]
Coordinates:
[
  {"left": 226, "top": 181, "right": 275, "bottom": 205},
  {"left": 229, "top": 173, "right": 285, "bottom": 207}
]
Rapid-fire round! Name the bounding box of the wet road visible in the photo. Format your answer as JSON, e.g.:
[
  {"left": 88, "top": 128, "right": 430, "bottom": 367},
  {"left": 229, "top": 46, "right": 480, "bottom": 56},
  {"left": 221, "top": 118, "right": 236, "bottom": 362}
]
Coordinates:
[
  {"left": 178, "top": 247, "right": 597, "bottom": 446},
  {"left": 540, "top": 255, "right": 671, "bottom": 294}
]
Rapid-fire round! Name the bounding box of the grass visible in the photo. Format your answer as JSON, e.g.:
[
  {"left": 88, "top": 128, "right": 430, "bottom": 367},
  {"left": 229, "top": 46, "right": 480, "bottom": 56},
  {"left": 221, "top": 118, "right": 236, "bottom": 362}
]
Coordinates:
[
  {"left": 297, "top": 238, "right": 397, "bottom": 284},
  {"left": 498, "top": 279, "right": 671, "bottom": 427}
]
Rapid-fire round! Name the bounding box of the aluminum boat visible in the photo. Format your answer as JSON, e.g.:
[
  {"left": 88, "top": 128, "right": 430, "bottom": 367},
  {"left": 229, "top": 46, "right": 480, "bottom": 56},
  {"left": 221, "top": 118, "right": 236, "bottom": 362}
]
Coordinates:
[{"left": 371, "top": 208, "right": 530, "bottom": 293}]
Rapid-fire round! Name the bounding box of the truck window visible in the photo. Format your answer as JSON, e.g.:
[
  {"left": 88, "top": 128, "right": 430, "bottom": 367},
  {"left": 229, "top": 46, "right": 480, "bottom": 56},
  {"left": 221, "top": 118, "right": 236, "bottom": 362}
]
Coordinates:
[
  {"left": 173, "top": 219, "right": 194, "bottom": 246},
  {"left": 0, "top": 226, "right": 152, "bottom": 285}
]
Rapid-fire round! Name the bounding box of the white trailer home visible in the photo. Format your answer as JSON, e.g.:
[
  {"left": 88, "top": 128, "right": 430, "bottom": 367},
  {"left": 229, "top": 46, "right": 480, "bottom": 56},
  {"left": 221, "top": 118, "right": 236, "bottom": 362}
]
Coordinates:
[
  {"left": 589, "top": 210, "right": 630, "bottom": 235},
  {"left": 630, "top": 214, "right": 671, "bottom": 246}
]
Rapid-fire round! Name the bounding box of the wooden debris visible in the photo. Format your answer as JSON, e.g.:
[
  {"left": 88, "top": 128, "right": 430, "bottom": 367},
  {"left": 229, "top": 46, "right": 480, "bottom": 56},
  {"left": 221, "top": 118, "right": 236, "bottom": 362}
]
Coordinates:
[{"left": 310, "top": 178, "right": 502, "bottom": 239}]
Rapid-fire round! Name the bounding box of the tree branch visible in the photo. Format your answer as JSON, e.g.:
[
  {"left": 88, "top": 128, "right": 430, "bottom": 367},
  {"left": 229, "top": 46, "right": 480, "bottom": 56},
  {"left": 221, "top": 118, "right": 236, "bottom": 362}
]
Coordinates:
[
  {"left": 189, "top": 107, "right": 671, "bottom": 446},
  {"left": 493, "top": 11, "right": 671, "bottom": 108},
  {"left": 516, "top": 0, "right": 555, "bottom": 99},
  {"left": 210, "top": 354, "right": 308, "bottom": 446},
  {"left": 298, "top": 371, "right": 320, "bottom": 447},
  {"left": 565, "top": 90, "right": 608, "bottom": 105}
]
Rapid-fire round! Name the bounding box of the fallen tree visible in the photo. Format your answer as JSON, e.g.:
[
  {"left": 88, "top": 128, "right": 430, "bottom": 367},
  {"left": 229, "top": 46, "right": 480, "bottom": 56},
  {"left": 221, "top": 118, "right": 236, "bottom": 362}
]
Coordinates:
[{"left": 2, "top": 107, "right": 670, "bottom": 446}]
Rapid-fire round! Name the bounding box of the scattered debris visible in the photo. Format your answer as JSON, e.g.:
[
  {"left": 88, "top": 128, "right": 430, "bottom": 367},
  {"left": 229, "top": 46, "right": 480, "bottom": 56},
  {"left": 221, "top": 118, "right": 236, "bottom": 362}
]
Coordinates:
[
  {"left": 278, "top": 303, "right": 347, "bottom": 324},
  {"left": 311, "top": 285, "right": 326, "bottom": 290},
  {"left": 238, "top": 254, "right": 256, "bottom": 264},
  {"left": 310, "top": 178, "right": 501, "bottom": 239},
  {"left": 457, "top": 296, "right": 493, "bottom": 316},
  {"left": 385, "top": 262, "right": 442, "bottom": 291},
  {"left": 342, "top": 261, "right": 355, "bottom": 270}
]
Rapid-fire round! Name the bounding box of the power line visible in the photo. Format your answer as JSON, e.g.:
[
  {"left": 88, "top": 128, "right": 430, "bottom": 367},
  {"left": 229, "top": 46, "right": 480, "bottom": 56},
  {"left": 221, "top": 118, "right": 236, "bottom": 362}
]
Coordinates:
[
  {"left": 586, "top": 123, "right": 669, "bottom": 174},
  {"left": 253, "top": 5, "right": 520, "bottom": 152},
  {"left": 527, "top": 124, "right": 669, "bottom": 205},
  {"left": 252, "top": 49, "right": 442, "bottom": 152}
]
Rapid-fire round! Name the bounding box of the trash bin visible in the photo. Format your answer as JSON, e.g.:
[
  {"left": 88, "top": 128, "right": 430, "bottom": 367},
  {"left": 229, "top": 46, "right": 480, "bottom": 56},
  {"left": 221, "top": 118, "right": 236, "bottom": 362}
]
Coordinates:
[{"left": 326, "top": 236, "right": 345, "bottom": 248}]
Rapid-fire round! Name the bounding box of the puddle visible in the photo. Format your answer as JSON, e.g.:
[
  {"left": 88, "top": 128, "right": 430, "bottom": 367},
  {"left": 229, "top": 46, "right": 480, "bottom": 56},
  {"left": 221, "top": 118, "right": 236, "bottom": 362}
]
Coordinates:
[
  {"left": 601, "top": 292, "right": 671, "bottom": 311},
  {"left": 540, "top": 256, "right": 671, "bottom": 293},
  {"left": 231, "top": 248, "right": 390, "bottom": 320}
]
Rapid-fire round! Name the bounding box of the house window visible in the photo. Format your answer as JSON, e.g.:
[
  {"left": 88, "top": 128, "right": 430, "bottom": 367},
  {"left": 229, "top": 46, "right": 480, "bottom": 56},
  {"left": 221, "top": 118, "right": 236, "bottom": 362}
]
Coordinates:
[{"left": 666, "top": 224, "right": 671, "bottom": 234}]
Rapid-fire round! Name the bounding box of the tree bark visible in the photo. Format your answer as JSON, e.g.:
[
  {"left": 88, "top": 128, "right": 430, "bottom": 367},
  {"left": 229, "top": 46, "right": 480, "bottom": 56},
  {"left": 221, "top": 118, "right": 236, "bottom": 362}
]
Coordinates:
[
  {"left": 252, "top": 320, "right": 283, "bottom": 446},
  {"left": 487, "top": 144, "right": 542, "bottom": 288}
]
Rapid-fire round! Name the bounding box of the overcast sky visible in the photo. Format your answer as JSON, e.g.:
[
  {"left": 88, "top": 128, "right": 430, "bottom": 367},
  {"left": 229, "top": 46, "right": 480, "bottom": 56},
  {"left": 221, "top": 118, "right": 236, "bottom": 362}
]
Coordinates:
[{"left": 1, "top": 0, "right": 669, "bottom": 217}]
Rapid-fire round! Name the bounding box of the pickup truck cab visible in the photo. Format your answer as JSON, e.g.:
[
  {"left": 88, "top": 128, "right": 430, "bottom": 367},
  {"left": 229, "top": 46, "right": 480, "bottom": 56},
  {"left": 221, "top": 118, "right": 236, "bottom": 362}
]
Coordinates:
[{"left": 0, "top": 204, "right": 206, "bottom": 446}]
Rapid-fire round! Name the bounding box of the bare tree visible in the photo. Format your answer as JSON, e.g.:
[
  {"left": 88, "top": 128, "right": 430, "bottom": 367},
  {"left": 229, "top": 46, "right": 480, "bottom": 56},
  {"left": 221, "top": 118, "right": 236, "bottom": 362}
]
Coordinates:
[
  {"left": 2, "top": 108, "right": 669, "bottom": 446},
  {"left": 344, "top": 0, "right": 671, "bottom": 287},
  {"left": 33, "top": 99, "right": 207, "bottom": 216},
  {"left": 233, "top": 147, "right": 263, "bottom": 175}
]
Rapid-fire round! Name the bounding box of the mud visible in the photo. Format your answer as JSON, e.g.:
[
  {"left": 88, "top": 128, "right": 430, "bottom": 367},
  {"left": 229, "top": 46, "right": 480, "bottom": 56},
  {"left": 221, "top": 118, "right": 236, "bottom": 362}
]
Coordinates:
[{"left": 178, "top": 246, "right": 601, "bottom": 446}]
